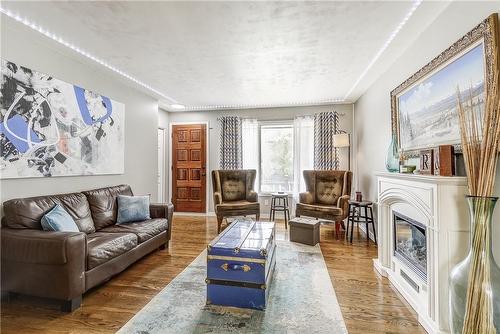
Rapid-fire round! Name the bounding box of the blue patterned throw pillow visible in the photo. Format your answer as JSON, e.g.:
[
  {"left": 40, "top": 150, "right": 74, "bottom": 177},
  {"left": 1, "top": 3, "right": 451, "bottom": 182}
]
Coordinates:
[
  {"left": 41, "top": 204, "right": 79, "bottom": 232},
  {"left": 117, "top": 195, "right": 151, "bottom": 224}
]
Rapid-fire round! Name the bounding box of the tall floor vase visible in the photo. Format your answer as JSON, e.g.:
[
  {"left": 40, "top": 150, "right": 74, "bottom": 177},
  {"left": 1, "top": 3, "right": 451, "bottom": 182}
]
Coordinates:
[{"left": 449, "top": 196, "right": 500, "bottom": 334}]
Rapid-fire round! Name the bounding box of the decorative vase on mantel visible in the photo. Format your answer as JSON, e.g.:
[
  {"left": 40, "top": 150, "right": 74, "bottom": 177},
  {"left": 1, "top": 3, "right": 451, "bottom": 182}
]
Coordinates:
[
  {"left": 449, "top": 195, "right": 500, "bottom": 334},
  {"left": 385, "top": 134, "right": 399, "bottom": 172}
]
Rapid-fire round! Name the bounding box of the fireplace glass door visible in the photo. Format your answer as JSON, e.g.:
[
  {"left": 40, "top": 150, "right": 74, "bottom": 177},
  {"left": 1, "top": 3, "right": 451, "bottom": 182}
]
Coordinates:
[{"left": 393, "top": 212, "right": 427, "bottom": 280}]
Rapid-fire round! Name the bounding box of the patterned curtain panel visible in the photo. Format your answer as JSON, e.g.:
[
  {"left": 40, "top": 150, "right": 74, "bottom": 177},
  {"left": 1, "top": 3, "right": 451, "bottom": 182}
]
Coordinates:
[
  {"left": 313, "top": 111, "right": 339, "bottom": 170},
  {"left": 218, "top": 116, "right": 243, "bottom": 169}
]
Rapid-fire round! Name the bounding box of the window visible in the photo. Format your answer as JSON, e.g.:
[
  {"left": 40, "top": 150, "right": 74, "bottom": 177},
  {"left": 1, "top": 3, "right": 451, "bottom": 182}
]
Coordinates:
[
  {"left": 260, "top": 123, "right": 294, "bottom": 193},
  {"left": 243, "top": 118, "right": 313, "bottom": 194}
]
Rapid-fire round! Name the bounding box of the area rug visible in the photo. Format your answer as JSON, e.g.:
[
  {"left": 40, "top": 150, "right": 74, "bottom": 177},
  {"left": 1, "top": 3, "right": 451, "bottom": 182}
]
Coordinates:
[{"left": 118, "top": 241, "right": 347, "bottom": 334}]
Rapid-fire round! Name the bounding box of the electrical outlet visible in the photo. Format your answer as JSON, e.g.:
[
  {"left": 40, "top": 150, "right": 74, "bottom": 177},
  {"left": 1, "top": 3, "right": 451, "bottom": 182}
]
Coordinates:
[{"left": 264, "top": 199, "right": 269, "bottom": 205}]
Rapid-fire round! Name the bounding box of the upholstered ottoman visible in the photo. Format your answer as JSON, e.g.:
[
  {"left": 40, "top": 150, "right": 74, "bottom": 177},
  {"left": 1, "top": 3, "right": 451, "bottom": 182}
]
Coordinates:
[{"left": 289, "top": 217, "right": 320, "bottom": 246}]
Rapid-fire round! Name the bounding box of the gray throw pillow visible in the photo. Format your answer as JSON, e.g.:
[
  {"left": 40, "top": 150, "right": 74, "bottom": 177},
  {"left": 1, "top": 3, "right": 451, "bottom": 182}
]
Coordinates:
[
  {"left": 41, "top": 204, "right": 80, "bottom": 232},
  {"left": 117, "top": 195, "right": 151, "bottom": 224}
]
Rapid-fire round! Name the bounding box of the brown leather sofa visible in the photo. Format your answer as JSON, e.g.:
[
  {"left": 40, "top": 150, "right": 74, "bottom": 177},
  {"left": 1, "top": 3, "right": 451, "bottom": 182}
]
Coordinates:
[
  {"left": 296, "top": 170, "right": 352, "bottom": 238},
  {"left": 212, "top": 169, "right": 260, "bottom": 233},
  {"left": 1, "top": 184, "right": 173, "bottom": 311}
]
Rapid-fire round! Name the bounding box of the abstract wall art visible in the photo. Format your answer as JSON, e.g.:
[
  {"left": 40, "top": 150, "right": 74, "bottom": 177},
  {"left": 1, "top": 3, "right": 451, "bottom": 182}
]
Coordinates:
[
  {"left": 0, "top": 59, "right": 125, "bottom": 179},
  {"left": 390, "top": 14, "right": 498, "bottom": 156}
]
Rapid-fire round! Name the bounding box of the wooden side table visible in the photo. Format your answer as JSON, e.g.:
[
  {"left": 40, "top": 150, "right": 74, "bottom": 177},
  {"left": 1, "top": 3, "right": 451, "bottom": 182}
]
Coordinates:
[
  {"left": 346, "top": 200, "right": 377, "bottom": 244},
  {"left": 269, "top": 193, "right": 290, "bottom": 229}
]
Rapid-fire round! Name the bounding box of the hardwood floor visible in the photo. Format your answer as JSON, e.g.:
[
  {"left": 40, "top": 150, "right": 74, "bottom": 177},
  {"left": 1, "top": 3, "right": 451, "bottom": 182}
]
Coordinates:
[{"left": 1, "top": 215, "right": 425, "bottom": 333}]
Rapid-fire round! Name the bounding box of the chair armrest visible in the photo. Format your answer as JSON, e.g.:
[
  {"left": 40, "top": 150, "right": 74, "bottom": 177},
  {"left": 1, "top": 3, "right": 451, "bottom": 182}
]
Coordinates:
[
  {"left": 246, "top": 191, "right": 258, "bottom": 203},
  {"left": 213, "top": 192, "right": 223, "bottom": 206},
  {"left": 299, "top": 191, "right": 315, "bottom": 204},
  {"left": 337, "top": 195, "right": 351, "bottom": 216},
  {"left": 1, "top": 229, "right": 86, "bottom": 265}
]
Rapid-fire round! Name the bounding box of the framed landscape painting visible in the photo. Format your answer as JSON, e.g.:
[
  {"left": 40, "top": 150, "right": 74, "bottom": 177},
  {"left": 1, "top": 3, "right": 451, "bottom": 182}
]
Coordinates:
[
  {"left": 0, "top": 59, "right": 125, "bottom": 179},
  {"left": 391, "top": 14, "right": 499, "bottom": 156}
]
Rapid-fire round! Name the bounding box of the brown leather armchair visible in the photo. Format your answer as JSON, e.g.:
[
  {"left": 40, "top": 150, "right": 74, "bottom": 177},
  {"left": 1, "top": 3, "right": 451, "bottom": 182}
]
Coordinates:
[
  {"left": 295, "top": 170, "right": 352, "bottom": 238},
  {"left": 212, "top": 169, "right": 260, "bottom": 233}
]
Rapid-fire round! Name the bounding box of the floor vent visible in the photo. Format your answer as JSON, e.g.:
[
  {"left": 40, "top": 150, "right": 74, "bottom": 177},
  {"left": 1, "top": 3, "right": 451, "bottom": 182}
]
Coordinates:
[{"left": 400, "top": 269, "right": 419, "bottom": 293}]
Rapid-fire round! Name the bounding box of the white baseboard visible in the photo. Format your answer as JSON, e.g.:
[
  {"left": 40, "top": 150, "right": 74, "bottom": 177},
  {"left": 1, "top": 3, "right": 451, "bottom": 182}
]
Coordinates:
[
  {"left": 358, "top": 224, "right": 376, "bottom": 242},
  {"left": 373, "top": 258, "right": 387, "bottom": 277}
]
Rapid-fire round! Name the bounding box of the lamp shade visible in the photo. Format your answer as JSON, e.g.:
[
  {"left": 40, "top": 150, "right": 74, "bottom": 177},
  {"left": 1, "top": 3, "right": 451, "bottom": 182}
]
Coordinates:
[{"left": 333, "top": 133, "right": 350, "bottom": 148}]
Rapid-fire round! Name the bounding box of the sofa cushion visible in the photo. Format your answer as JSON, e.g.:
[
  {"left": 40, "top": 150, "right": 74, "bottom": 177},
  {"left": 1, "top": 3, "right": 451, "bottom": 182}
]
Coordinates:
[
  {"left": 215, "top": 200, "right": 260, "bottom": 214},
  {"left": 100, "top": 218, "right": 168, "bottom": 243},
  {"left": 296, "top": 203, "right": 342, "bottom": 215},
  {"left": 87, "top": 232, "right": 138, "bottom": 270},
  {"left": 2, "top": 192, "right": 96, "bottom": 233},
  {"left": 83, "top": 185, "right": 133, "bottom": 230}
]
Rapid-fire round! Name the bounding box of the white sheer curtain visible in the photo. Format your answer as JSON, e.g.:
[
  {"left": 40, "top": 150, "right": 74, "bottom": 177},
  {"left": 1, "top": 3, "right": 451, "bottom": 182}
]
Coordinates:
[
  {"left": 242, "top": 119, "right": 260, "bottom": 192},
  {"left": 293, "top": 115, "right": 314, "bottom": 196}
]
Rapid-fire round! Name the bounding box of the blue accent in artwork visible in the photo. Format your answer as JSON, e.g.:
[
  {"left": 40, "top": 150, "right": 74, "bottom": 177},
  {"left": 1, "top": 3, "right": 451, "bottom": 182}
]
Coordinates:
[
  {"left": 41, "top": 204, "right": 79, "bottom": 232},
  {"left": 0, "top": 114, "right": 41, "bottom": 153},
  {"left": 74, "top": 85, "right": 113, "bottom": 125},
  {"left": 116, "top": 195, "right": 151, "bottom": 224}
]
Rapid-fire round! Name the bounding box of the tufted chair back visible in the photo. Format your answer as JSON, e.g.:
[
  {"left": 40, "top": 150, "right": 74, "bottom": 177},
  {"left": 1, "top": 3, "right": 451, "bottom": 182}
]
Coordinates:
[
  {"left": 303, "top": 170, "right": 352, "bottom": 205},
  {"left": 212, "top": 169, "right": 257, "bottom": 202}
]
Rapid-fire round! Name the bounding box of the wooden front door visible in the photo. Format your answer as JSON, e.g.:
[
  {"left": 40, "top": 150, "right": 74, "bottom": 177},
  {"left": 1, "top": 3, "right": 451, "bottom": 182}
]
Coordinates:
[{"left": 172, "top": 124, "right": 207, "bottom": 212}]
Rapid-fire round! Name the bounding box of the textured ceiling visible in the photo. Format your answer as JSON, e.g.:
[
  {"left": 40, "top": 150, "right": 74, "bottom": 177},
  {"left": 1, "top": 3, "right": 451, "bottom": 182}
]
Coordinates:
[{"left": 1, "top": 1, "right": 448, "bottom": 111}]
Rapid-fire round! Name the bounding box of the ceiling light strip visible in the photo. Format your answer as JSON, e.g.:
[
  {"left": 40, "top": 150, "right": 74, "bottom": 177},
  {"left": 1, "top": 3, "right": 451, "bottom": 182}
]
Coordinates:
[
  {"left": 0, "top": 6, "right": 178, "bottom": 103},
  {"left": 183, "top": 98, "right": 346, "bottom": 111},
  {"left": 343, "top": 0, "right": 423, "bottom": 100}
]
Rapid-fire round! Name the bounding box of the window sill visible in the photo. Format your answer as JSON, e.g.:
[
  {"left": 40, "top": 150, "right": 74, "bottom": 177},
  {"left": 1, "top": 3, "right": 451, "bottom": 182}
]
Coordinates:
[{"left": 258, "top": 193, "right": 293, "bottom": 197}]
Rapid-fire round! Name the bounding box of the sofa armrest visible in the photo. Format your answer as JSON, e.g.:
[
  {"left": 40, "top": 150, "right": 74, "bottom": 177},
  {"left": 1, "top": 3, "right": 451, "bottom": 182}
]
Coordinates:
[
  {"left": 1, "top": 228, "right": 86, "bottom": 301},
  {"left": 337, "top": 195, "right": 351, "bottom": 217},
  {"left": 150, "top": 203, "right": 174, "bottom": 242},
  {"left": 213, "top": 192, "right": 222, "bottom": 206},
  {"left": 246, "top": 191, "right": 258, "bottom": 203},
  {"left": 150, "top": 203, "right": 174, "bottom": 220},
  {"left": 1, "top": 229, "right": 86, "bottom": 265},
  {"left": 299, "top": 191, "right": 315, "bottom": 204}
]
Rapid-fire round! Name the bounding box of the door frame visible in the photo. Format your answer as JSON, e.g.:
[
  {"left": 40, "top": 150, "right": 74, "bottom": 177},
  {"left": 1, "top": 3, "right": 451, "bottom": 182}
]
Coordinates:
[
  {"left": 157, "top": 127, "right": 167, "bottom": 203},
  {"left": 168, "top": 121, "right": 210, "bottom": 214}
]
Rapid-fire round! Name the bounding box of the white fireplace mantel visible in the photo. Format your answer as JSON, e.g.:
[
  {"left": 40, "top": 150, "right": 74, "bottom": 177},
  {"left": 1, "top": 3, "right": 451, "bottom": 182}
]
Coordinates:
[{"left": 374, "top": 172, "right": 468, "bottom": 334}]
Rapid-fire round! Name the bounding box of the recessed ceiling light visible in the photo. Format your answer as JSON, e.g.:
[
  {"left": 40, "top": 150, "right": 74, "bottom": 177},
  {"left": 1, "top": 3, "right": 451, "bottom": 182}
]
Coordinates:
[
  {"left": 170, "top": 104, "right": 186, "bottom": 110},
  {"left": 0, "top": 6, "right": 179, "bottom": 104}
]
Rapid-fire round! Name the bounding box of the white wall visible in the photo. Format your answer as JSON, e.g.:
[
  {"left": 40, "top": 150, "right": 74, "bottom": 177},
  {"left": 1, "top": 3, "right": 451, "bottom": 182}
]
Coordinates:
[
  {"left": 0, "top": 17, "right": 160, "bottom": 204},
  {"left": 158, "top": 109, "right": 170, "bottom": 202},
  {"left": 164, "top": 103, "right": 353, "bottom": 213},
  {"left": 354, "top": 2, "right": 500, "bottom": 256}
]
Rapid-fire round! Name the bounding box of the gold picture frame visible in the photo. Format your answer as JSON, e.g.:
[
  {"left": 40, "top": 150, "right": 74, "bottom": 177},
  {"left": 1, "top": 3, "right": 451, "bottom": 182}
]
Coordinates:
[{"left": 390, "top": 13, "right": 499, "bottom": 157}]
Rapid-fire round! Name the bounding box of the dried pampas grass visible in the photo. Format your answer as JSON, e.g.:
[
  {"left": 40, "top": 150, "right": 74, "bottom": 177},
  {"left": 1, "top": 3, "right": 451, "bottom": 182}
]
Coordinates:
[{"left": 456, "top": 62, "right": 500, "bottom": 333}]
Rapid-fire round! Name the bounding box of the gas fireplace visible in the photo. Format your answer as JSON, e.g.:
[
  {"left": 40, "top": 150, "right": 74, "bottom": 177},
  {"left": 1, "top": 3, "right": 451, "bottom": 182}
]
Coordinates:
[{"left": 393, "top": 212, "right": 427, "bottom": 280}]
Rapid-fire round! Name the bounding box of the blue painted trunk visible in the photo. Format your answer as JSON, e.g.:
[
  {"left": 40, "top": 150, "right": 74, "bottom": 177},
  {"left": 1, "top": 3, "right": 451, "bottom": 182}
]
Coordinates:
[{"left": 206, "top": 219, "right": 276, "bottom": 310}]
